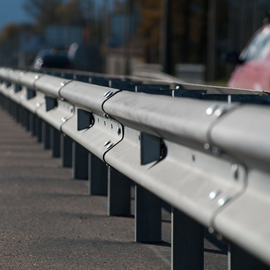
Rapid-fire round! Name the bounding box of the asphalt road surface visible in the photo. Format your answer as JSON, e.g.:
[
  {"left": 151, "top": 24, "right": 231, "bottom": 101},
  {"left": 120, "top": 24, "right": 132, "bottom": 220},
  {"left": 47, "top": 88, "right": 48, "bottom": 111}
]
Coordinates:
[{"left": 0, "top": 107, "right": 227, "bottom": 269}]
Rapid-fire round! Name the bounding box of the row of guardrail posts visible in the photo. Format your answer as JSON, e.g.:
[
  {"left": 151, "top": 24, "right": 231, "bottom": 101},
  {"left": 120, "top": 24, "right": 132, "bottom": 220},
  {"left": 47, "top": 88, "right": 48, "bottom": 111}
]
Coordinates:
[
  {"left": 0, "top": 72, "right": 206, "bottom": 270},
  {"left": 1, "top": 68, "right": 270, "bottom": 270}
]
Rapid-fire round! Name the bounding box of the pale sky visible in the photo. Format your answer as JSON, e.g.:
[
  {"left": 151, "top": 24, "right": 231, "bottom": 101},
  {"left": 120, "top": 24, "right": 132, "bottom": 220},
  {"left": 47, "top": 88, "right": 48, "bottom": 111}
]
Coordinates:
[
  {"left": 0, "top": 0, "right": 34, "bottom": 33},
  {"left": 0, "top": 0, "right": 107, "bottom": 34}
]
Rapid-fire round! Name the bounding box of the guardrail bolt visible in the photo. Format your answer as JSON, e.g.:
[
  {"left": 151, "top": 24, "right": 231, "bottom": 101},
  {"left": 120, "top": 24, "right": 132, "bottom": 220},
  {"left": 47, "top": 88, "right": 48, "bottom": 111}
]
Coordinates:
[
  {"left": 35, "top": 75, "right": 40, "bottom": 80},
  {"left": 61, "top": 81, "right": 68, "bottom": 87},
  {"left": 204, "top": 143, "right": 210, "bottom": 150},
  {"left": 217, "top": 197, "right": 230, "bottom": 206},
  {"left": 104, "top": 140, "right": 111, "bottom": 147},
  {"left": 104, "top": 91, "right": 113, "bottom": 99},
  {"left": 106, "top": 142, "right": 114, "bottom": 150},
  {"left": 209, "top": 190, "right": 221, "bottom": 200},
  {"left": 212, "top": 146, "right": 221, "bottom": 155},
  {"left": 36, "top": 103, "right": 41, "bottom": 108},
  {"left": 206, "top": 105, "right": 219, "bottom": 116},
  {"left": 214, "top": 107, "right": 227, "bottom": 117}
]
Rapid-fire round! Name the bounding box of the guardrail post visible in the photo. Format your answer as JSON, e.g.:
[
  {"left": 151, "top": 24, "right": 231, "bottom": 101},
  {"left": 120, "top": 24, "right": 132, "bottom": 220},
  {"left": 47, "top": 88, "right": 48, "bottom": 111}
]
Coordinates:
[
  {"left": 22, "top": 108, "right": 30, "bottom": 131},
  {"left": 14, "top": 104, "right": 20, "bottom": 123},
  {"left": 171, "top": 207, "right": 204, "bottom": 270},
  {"left": 21, "top": 107, "right": 26, "bottom": 126},
  {"left": 88, "top": 153, "right": 107, "bottom": 195},
  {"left": 35, "top": 116, "right": 42, "bottom": 143},
  {"left": 4, "top": 96, "right": 8, "bottom": 112},
  {"left": 18, "top": 104, "right": 23, "bottom": 124},
  {"left": 42, "top": 121, "right": 51, "bottom": 149},
  {"left": 60, "top": 134, "right": 72, "bottom": 167},
  {"left": 29, "top": 112, "right": 36, "bottom": 136},
  {"left": 72, "top": 142, "right": 88, "bottom": 179},
  {"left": 50, "top": 127, "right": 61, "bottom": 157},
  {"left": 108, "top": 168, "right": 130, "bottom": 216},
  {"left": 228, "top": 244, "right": 269, "bottom": 270},
  {"left": 10, "top": 101, "right": 15, "bottom": 119},
  {"left": 6, "top": 98, "right": 11, "bottom": 114},
  {"left": 135, "top": 184, "right": 162, "bottom": 242}
]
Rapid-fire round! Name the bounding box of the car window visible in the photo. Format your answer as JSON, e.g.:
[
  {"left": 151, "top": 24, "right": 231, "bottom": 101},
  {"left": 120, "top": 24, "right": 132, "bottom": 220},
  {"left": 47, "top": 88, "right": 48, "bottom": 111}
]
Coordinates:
[
  {"left": 240, "top": 26, "right": 270, "bottom": 62},
  {"left": 257, "top": 31, "right": 270, "bottom": 59}
]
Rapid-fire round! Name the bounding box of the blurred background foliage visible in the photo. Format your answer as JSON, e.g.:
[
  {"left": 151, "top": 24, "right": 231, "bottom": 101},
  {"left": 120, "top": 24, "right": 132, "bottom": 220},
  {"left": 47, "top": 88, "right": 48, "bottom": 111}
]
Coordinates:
[{"left": 0, "top": 0, "right": 269, "bottom": 83}]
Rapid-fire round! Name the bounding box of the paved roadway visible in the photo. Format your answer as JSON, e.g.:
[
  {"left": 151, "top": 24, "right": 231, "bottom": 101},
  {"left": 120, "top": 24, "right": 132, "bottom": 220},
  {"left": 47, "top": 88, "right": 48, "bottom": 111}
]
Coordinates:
[{"left": 0, "top": 107, "right": 227, "bottom": 269}]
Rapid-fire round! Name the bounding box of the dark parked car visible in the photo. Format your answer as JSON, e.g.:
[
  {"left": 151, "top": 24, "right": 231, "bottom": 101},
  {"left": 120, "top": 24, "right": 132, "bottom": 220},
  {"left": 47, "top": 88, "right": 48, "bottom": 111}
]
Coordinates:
[
  {"left": 33, "top": 50, "right": 73, "bottom": 70},
  {"left": 227, "top": 24, "right": 270, "bottom": 92}
]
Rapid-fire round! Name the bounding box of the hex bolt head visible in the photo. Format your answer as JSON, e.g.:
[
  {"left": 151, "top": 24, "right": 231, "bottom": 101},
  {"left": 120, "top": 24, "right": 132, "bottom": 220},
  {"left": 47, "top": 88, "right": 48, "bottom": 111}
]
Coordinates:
[
  {"left": 104, "top": 140, "right": 111, "bottom": 147},
  {"left": 35, "top": 75, "right": 40, "bottom": 80},
  {"left": 217, "top": 197, "right": 230, "bottom": 206},
  {"left": 204, "top": 143, "right": 210, "bottom": 150},
  {"left": 106, "top": 142, "right": 114, "bottom": 150},
  {"left": 209, "top": 190, "right": 221, "bottom": 200},
  {"left": 214, "top": 107, "right": 227, "bottom": 117},
  {"left": 104, "top": 91, "right": 113, "bottom": 99},
  {"left": 61, "top": 81, "right": 68, "bottom": 87},
  {"left": 36, "top": 103, "right": 41, "bottom": 108},
  {"left": 212, "top": 146, "right": 221, "bottom": 155},
  {"left": 206, "top": 105, "right": 219, "bottom": 116},
  {"left": 216, "top": 234, "right": 223, "bottom": 241}
]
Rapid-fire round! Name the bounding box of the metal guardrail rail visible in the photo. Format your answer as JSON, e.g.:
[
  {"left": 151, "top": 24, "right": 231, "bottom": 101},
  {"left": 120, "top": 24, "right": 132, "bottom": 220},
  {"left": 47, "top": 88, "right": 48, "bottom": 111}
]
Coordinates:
[{"left": 1, "top": 67, "right": 270, "bottom": 269}]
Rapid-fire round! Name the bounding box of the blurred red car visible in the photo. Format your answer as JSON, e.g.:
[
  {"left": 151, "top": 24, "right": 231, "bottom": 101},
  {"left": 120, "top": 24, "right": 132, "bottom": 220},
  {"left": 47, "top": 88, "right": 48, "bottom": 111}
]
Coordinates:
[{"left": 227, "top": 24, "right": 270, "bottom": 92}]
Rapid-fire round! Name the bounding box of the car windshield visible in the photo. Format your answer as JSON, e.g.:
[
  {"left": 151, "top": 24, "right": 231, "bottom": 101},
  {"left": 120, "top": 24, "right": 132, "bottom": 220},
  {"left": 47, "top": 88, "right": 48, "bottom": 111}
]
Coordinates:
[{"left": 240, "top": 26, "right": 270, "bottom": 62}]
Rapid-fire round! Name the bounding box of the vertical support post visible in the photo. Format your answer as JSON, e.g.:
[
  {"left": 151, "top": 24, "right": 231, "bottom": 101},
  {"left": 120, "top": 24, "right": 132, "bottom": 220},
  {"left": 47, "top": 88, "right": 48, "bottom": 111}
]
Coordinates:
[
  {"left": 72, "top": 142, "right": 88, "bottom": 179},
  {"left": 11, "top": 101, "right": 15, "bottom": 118},
  {"left": 12, "top": 102, "right": 16, "bottom": 119},
  {"left": 35, "top": 116, "right": 42, "bottom": 143},
  {"left": 29, "top": 112, "right": 36, "bottom": 136},
  {"left": 60, "top": 134, "right": 73, "bottom": 167},
  {"left": 15, "top": 104, "right": 20, "bottom": 123},
  {"left": 21, "top": 108, "right": 30, "bottom": 131},
  {"left": 50, "top": 127, "right": 61, "bottom": 158},
  {"left": 42, "top": 121, "right": 51, "bottom": 149},
  {"left": 88, "top": 153, "right": 108, "bottom": 195},
  {"left": 228, "top": 244, "right": 270, "bottom": 270},
  {"left": 25, "top": 109, "right": 30, "bottom": 131},
  {"left": 135, "top": 184, "right": 161, "bottom": 242},
  {"left": 18, "top": 105, "right": 23, "bottom": 124},
  {"left": 21, "top": 107, "right": 26, "bottom": 127},
  {"left": 171, "top": 207, "right": 204, "bottom": 270},
  {"left": 108, "top": 168, "right": 130, "bottom": 216},
  {"left": 7, "top": 99, "right": 11, "bottom": 114}
]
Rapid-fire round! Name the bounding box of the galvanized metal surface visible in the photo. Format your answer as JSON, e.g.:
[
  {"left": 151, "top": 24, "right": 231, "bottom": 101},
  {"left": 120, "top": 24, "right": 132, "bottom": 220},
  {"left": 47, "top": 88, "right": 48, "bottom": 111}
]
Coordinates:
[{"left": 1, "top": 67, "right": 270, "bottom": 267}]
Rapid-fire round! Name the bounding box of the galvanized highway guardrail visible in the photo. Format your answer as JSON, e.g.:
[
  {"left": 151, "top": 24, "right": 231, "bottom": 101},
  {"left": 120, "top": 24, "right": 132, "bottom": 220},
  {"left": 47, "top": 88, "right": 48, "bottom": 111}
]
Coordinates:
[{"left": 1, "top": 67, "right": 270, "bottom": 270}]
